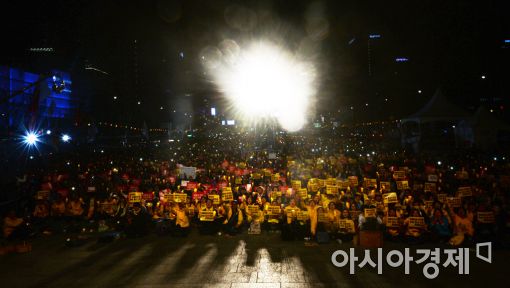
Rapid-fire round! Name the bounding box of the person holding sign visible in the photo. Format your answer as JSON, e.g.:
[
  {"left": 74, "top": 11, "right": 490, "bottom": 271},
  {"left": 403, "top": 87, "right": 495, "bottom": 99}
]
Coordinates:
[
  {"left": 428, "top": 209, "right": 451, "bottom": 242},
  {"left": 325, "top": 202, "right": 340, "bottom": 235},
  {"left": 171, "top": 203, "right": 190, "bottom": 237},
  {"left": 446, "top": 204, "right": 474, "bottom": 246},
  {"left": 383, "top": 208, "right": 402, "bottom": 241},
  {"left": 403, "top": 209, "right": 426, "bottom": 243},
  {"left": 223, "top": 201, "right": 244, "bottom": 236},
  {"left": 198, "top": 199, "right": 218, "bottom": 235}
]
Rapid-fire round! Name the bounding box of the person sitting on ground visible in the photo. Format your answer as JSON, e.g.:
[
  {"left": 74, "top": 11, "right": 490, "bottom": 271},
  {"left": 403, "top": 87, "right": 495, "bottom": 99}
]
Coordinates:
[{"left": 223, "top": 201, "right": 243, "bottom": 236}]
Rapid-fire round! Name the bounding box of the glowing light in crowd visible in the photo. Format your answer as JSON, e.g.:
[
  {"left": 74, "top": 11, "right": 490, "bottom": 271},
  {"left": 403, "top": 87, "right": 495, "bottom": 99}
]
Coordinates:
[
  {"left": 61, "top": 134, "right": 71, "bottom": 142},
  {"left": 24, "top": 132, "right": 39, "bottom": 146},
  {"left": 208, "top": 41, "right": 316, "bottom": 132},
  {"left": 46, "top": 130, "right": 52, "bottom": 135},
  {"left": 211, "top": 107, "right": 216, "bottom": 116},
  {"left": 481, "top": 75, "right": 486, "bottom": 79}
]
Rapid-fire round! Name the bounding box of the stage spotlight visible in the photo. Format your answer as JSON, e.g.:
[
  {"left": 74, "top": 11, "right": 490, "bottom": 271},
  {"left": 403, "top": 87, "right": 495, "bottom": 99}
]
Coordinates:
[{"left": 210, "top": 41, "right": 316, "bottom": 132}]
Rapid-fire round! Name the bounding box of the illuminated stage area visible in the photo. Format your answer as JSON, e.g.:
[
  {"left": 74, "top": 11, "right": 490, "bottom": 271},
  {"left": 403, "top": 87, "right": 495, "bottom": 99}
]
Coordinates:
[{"left": 1, "top": 232, "right": 507, "bottom": 288}]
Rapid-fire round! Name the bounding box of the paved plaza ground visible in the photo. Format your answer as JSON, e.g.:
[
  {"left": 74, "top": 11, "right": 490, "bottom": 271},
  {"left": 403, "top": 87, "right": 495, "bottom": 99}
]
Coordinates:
[{"left": 1, "top": 231, "right": 508, "bottom": 288}]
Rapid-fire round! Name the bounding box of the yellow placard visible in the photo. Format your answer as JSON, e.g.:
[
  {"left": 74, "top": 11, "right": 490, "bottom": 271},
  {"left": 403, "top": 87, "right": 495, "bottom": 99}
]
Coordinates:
[
  {"left": 339, "top": 219, "right": 356, "bottom": 233},
  {"left": 308, "top": 182, "right": 319, "bottom": 192},
  {"left": 383, "top": 192, "right": 398, "bottom": 205},
  {"left": 271, "top": 173, "right": 280, "bottom": 182},
  {"left": 173, "top": 193, "right": 187, "bottom": 203},
  {"left": 364, "top": 208, "right": 376, "bottom": 218},
  {"left": 396, "top": 180, "right": 409, "bottom": 190},
  {"left": 437, "top": 193, "right": 447, "bottom": 203},
  {"left": 477, "top": 212, "right": 495, "bottom": 223},
  {"left": 299, "top": 188, "right": 308, "bottom": 199},
  {"left": 363, "top": 178, "right": 377, "bottom": 188},
  {"left": 235, "top": 177, "right": 242, "bottom": 185},
  {"left": 447, "top": 197, "right": 462, "bottom": 208},
  {"left": 208, "top": 194, "right": 220, "bottom": 205},
  {"left": 267, "top": 205, "right": 281, "bottom": 215},
  {"left": 318, "top": 211, "right": 328, "bottom": 222},
  {"left": 326, "top": 185, "right": 338, "bottom": 195},
  {"left": 247, "top": 205, "right": 260, "bottom": 214},
  {"left": 408, "top": 217, "right": 425, "bottom": 228},
  {"left": 36, "top": 190, "right": 50, "bottom": 200},
  {"left": 296, "top": 211, "right": 309, "bottom": 221},
  {"left": 424, "top": 182, "right": 437, "bottom": 192},
  {"left": 386, "top": 217, "right": 400, "bottom": 227},
  {"left": 199, "top": 210, "right": 215, "bottom": 221},
  {"left": 348, "top": 176, "right": 358, "bottom": 186},
  {"left": 252, "top": 173, "right": 262, "bottom": 180},
  {"left": 291, "top": 180, "right": 301, "bottom": 191},
  {"left": 128, "top": 192, "right": 142, "bottom": 203},
  {"left": 457, "top": 187, "right": 472, "bottom": 197},
  {"left": 379, "top": 181, "right": 391, "bottom": 191},
  {"left": 325, "top": 178, "right": 337, "bottom": 186},
  {"left": 222, "top": 187, "right": 233, "bottom": 201},
  {"left": 393, "top": 171, "right": 406, "bottom": 180}
]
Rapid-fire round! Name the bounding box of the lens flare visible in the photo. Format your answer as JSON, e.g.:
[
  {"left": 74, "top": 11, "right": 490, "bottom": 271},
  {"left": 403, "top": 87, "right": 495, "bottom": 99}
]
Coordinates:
[{"left": 209, "top": 41, "right": 316, "bottom": 132}]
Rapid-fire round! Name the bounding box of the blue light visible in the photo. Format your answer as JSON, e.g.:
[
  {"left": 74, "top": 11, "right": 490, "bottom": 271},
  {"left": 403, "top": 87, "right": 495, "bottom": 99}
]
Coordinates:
[
  {"left": 505, "top": 40, "right": 510, "bottom": 43},
  {"left": 369, "top": 34, "right": 381, "bottom": 39},
  {"left": 61, "top": 134, "right": 71, "bottom": 142},
  {"left": 46, "top": 129, "right": 52, "bottom": 135},
  {"left": 24, "top": 132, "right": 39, "bottom": 146},
  {"left": 395, "top": 57, "right": 409, "bottom": 62}
]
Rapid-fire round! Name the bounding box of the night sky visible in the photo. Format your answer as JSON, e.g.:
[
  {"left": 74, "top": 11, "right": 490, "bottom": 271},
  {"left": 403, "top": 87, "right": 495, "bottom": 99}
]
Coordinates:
[{"left": 2, "top": 0, "right": 508, "bottom": 125}]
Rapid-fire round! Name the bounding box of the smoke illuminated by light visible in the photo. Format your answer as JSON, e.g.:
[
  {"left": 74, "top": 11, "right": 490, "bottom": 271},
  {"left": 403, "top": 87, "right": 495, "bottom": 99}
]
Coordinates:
[{"left": 208, "top": 41, "right": 316, "bottom": 132}]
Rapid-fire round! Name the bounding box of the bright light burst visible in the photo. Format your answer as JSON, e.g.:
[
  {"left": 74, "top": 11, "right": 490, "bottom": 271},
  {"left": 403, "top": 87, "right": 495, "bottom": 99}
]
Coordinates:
[
  {"left": 24, "top": 132, "right": 39, "bottom": 146},
  {"left": 61, "top": 134, "right": 71, "bottom": 142},
  {"left": 210, "top": 41, "right": 316, "bottom": 132}
]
